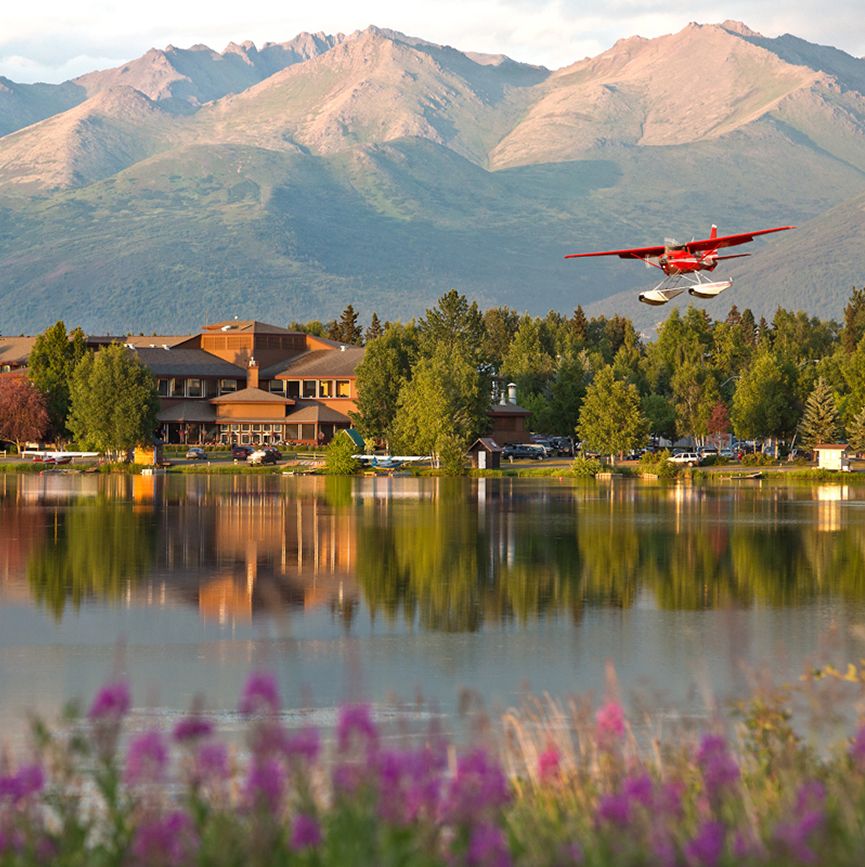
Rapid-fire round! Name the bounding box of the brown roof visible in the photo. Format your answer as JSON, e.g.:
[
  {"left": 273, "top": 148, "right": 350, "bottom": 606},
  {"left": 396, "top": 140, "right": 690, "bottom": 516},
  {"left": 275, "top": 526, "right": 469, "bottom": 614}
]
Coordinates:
[
  {"left": 210, "top": 387, "right": 294, "bottom": 405},
  {"left": 157, "top": 401, "right": 217, "bottom": 423},
  {"left": 471, "top": 437, "right": 503, "bottom": 452},
  {"left": 0, "top": 336, "right": 37, "bottom": 366},
  {"left": 203, "top": 320, "right": 296, "bottom": 335},
  {"left": 814, "top": 444, "right": 849, "bottom": 450},
  {"left": 267, "top": 347, "right": 365, "bottom": 379},
  {"left": 134, "top": 348, "right": 246, "bottom": 377},
  {"left": 123, "top": 335, "right": 192, "bottom": 348},
  {"left": 488, "top": 403, "right": 531, "bottom": 417},
  {"left": 286, "top": 402, "right": 352, "bottom": 423}
]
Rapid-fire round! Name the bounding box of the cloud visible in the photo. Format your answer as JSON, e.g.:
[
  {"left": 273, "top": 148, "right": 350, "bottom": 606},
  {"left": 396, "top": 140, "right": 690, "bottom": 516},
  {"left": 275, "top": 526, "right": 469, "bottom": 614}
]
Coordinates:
[{"left": 2, "top": 0, "right": 865, "bottom": 83}]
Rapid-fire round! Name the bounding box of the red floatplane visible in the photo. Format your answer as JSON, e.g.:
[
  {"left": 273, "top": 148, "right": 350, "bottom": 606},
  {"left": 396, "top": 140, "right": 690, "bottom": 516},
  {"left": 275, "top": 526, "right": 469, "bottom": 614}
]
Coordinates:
[{"left": 565, "top": 224, "right": 795, "bottom": 305}]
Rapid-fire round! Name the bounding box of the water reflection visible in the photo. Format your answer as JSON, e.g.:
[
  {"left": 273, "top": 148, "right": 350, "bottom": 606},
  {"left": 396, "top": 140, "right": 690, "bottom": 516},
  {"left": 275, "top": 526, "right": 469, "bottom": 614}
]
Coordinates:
[{"left": 2, "top": 475, "right": 865, "bottom": 630}]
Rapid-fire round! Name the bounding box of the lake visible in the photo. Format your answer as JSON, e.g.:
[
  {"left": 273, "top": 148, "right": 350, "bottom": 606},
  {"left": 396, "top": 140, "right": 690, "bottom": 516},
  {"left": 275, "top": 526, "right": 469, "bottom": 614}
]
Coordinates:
[{"left": 1, "top": 473, "right": 864, "bottom": 741}]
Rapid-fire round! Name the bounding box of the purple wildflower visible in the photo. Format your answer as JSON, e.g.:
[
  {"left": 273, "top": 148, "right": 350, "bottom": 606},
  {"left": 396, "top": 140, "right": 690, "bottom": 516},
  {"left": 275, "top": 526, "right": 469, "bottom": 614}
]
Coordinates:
[
  {"left": 284, "top": 728, "right": 320, "bottom": 763},
  {"left": 291, "top": 814, "right": 322, "bottom": 850},
  {"left": 88, "top": 681, "right": 131, "bottom": 721},
  {"left": 442, "top": 749, "right": 510, "bottom": 824},
  {"left": 239, "top": 672, "right": 280, "bottom": 716},
  {"left": 337, "top": 704, "right": 378, "bottom": 754},
  {"left": 376, "top": 747, "right": 444, "bottom": 824},
  {"left": 172, "top": 716, "right": 214, "bottom": 743},
  {"left": 595, "top": 700, "right": 625, "bottom": 740},
  {"left": 596, "top": 792, "right": 631, "bottom": 826},
  {"left": 537, "top": 745, "right": 561, "bottom": 782},
  {"left": 775, "top": 781, "right": 826, "bottom": 864},
  {"left": 658, "top": 780, "right": 685, "bottom": 817},
  {"left": 467, "top": 821, "right": 512, "bottom": 867},
  {"left": 686, "top": 820, "right": 726, "bottom": 867},
  {"left": 125, "top": 731, "right": 169, "bottom": 786},
  {"left": 194, "top": 742, "right": 229, "bottom": 784},
  {"left": 244, "top": 757, "right": 284, "bottom": 812},
  {"left": 623, "top": 772, "right": 654, "bottom": 807},
  {"left": 0, "top": 764, "right": 44, "bottom": 804},
  {"left": 850, "top": 724, "right": 865, "bottom": 767},
  {"left": 131, "top": 810, "right": 196, "bottom": 866},
  {"left": 696, "top": 734, "right": 739, "bottom": 798}
]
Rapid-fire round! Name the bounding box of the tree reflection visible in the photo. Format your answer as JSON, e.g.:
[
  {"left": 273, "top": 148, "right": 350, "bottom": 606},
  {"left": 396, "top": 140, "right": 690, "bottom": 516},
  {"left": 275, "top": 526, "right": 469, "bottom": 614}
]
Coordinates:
[{"left": 27, "top": 498, "right": 155, "bottom": 619}]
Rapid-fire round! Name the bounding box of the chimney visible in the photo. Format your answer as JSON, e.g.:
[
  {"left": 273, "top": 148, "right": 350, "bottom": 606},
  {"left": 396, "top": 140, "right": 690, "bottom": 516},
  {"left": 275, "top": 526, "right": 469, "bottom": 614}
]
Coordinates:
[
  {"left": 507, "top": 382, "right": 517, "bottom": 405},
  {"left": 247, "top": 356, "right": 259, "bottom": 390}
]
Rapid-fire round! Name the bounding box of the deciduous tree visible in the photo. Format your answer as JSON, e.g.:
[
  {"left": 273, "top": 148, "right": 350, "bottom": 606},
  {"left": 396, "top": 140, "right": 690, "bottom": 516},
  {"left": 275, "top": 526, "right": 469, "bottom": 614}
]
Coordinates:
[
  {"left": 68, "top": 344, "right": 159, "bottom": 459},
  {"left": 731, "top": 349, "right": 798, "bottom": 444},
  {"left": 0, "top": 374, "right": 49, "bottom": 453},
  {"left": 577, "top": 366, "right": 648, "bottom": 464}
]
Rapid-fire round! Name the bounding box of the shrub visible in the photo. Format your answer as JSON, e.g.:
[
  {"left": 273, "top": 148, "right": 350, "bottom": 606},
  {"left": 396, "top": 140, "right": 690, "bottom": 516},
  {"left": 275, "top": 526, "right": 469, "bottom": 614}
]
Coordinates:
[
  {"left": 639, "top": 449, "right": 679, "bottom": 479},
  {"left": 570, "top": 456, "right": 603, "bottom": 477},
  {"left": 324, "top": 433, "right": 361, "bottom": 475},
  {"left": 741, "top": 452, "right": 777, "bottom": 467},
  {"left": 437, "top": 433, "right": 469, "bottom": 476}
]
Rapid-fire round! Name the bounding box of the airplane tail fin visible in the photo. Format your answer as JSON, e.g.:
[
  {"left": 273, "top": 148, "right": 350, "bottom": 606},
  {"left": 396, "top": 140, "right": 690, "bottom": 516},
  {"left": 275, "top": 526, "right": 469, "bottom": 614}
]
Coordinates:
[{"left": 710, "top": 224, "right": 718, "bottom": 240}]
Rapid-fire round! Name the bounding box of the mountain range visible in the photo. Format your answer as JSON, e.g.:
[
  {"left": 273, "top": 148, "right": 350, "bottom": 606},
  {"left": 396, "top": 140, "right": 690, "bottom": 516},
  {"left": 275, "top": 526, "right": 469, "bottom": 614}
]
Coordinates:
[{"left": 1, "top": 21, "right": 865, "bottom": 333}]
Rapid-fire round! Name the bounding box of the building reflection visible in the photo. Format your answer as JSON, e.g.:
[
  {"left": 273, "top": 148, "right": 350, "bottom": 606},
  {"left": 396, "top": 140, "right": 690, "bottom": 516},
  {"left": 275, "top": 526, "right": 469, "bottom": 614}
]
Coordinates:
[{"left": 4, "top": 474, "right": 865, "bottom": 630}]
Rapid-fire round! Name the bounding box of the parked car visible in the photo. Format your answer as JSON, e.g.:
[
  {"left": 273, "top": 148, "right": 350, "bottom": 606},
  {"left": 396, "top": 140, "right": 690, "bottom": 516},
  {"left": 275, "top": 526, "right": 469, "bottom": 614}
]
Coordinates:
[
  {"left": 185, "top": 447, "right": 206, "bottom": 460},
  {"left": 231, "top": 444, "right": 254, "bottom": 460},
  {"left": 247, "top": 448, "right": 279, "bottom": 466},
  {"left": 668, "top": 452, "right": 702, "bottom": 467},
  {"left": 503, "top": 444, "right": 546, "bottom": 461},
  {"left": 719, "top": 448, "right": 735, "bottom": 459}
]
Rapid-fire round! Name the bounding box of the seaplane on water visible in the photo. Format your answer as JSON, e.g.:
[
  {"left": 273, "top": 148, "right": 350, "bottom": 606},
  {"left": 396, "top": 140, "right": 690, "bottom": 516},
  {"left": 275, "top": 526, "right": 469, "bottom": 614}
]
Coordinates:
[
  {"left": 353, "top": 455, "right": 430, "bottom": 470},
  {"left": 565, "top": 224, "right": 795, "bottom": 305},
  {"left": 23, "top": 450, "right": 99, "bottom": 465}
]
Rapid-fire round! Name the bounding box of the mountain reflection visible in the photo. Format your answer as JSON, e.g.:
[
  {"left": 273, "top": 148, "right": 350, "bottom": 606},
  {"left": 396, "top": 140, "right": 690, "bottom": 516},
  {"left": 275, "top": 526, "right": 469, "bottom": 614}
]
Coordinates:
[{"left": 2, "top": 474, "right": 865, "bottom": 628}]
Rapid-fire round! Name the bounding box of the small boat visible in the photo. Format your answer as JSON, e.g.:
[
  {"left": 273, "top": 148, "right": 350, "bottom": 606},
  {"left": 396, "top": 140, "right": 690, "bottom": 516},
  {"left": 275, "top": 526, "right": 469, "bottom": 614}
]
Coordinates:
[{"left": 727, "top": 470, "right": 763, "bottom": 480}]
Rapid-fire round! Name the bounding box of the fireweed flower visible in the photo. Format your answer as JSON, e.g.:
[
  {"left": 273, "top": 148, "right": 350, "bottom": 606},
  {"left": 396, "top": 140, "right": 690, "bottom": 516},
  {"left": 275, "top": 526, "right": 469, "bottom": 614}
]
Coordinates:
[
  {"left": 0, "top": 763, "right": 44, "bottom": 804},
  {"left": 537, "top": 744, "right": 561, "bottom": 783},
  {"left": 376, "top": 747, "right": 444, "bottom": 824},
  {"left": 125, "top": 731, "right": 169, "bottom": 786},
  {"left": 337, "top": 704, "right": 378, "bottom": 754},
  {"left": 172, "top": 716, "right": 214, "bottom": 743},
  {"left": 238, "top": 672, "right": 280, "bottom": 716},
  {"left": 442, "top": 749, "right": 510, "bottom": 824},
  {"left": 284, "top": 728, "right": 320, "bottom": 763},
  {"left": 244, "top": 757, "right": 285, "bottom": 812},
  {"left": 194, "top": 742, "right": 229, "bottom": 784},
  {"left": 88, "top": 681, "right": 131, "bottom": 721},
  {"left": 291, "top": 813, "right": 322, "bottom": 850},
  {"left": 595, "top": 700, "right": 625, "bottom": 741},
  {"left": 467, "top": 821, "right": 512, "bottom": 867},
  {"left": 131, "top": 810, "right": 196, "bottom": 866},
  {"left": 696, "top": 734, "right": 739, "bottom": 798},
  {"left": 622, "top": 772, "right": 654, "bottom": 807},
  {"left": 850, "top": 724, "right": 865, "bottom": 767},
  {"left": 775, "top": 780, "right": 826, "bottom": 864},
  {"left": 595, "top": 792, "right": 631, "bottom": 827},
  {"left": 686, "top": 820, "right": 726, "bottom": 867}
]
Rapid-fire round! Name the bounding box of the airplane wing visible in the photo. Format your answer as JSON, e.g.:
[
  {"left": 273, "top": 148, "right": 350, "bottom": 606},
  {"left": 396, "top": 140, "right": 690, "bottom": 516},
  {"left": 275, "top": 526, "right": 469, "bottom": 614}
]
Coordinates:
[
  {"left": 564, "top": 244, "right": 666, "bottom": 261},
  {"left": 687, "top": 226, "right": 795, "bottom": 253}
]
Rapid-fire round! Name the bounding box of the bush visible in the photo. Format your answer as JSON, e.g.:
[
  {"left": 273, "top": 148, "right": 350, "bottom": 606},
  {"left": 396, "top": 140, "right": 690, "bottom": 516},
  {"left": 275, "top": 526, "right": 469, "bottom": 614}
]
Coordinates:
[
  {"left": 741, "top": 452, "right": 777, "bottom": 467},
  {"left": 570, "top": 456, "right": 603, "bottom": 477},
  {"left": 639, "top": 449, "right": 679, "bottom": 479},
  {"left": 324, "top": 433, "right": 361, "bottom": 475},
  {"left": 437, "top": 433, "right": 469, "bottom": 476}
]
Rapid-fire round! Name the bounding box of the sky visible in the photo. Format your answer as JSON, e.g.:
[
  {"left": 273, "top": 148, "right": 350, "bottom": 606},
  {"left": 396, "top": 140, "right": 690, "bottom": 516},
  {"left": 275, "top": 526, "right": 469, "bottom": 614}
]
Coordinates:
[{"left": 3, "top": 0, "right": 865, "bottom": 84}]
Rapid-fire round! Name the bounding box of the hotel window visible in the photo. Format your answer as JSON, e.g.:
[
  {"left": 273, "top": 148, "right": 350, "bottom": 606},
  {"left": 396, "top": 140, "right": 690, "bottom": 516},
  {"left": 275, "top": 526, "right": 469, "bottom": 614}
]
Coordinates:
[
  {"left": 219, "top": 379, "right": 237, "bottom": 394},
  {"left": 284, "top": 424, "right": 299, "bottom": 440},
  {"left": 319, "top": 380, "right": 334, "bottom": 398},
  {"left": 262, "top": 424, "right": 271, "bottom": 433},
  {"left": 302, "top": 380, "right": 317, "bottom": 399},
  {"left": 157, "top": 378, "right": 170, "bottom": 397},
  {"left": 241, "top": 424, "right": 250, "bottom": 432},
  {"left": 186, "top": 378, "right": 203, "bottom": 398},
  {"left": 301, "top": 424, "right": 316, "bottom": 441},
  {"left": 268, "top": 380, "right": 285, "bottom": 395},
  {"left": 286, "top": 380, "right": 300, "bottom": 399},
  {"left": 336, "top": 380, "right": 350, "bottom": 398},
  {"left": 230, "top": 424, "right": 239, "bottom": 432},
  {"left": 169, "top": 378, "right": 183, "bottom": 397}
]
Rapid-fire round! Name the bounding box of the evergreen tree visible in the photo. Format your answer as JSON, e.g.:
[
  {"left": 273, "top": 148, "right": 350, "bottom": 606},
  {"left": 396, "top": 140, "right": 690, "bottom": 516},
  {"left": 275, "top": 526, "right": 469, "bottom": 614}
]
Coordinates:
[
  {"left": 364, "top": 312, "right": 384, "bottom": 343},
  {"left": 570, "top": 306, "right": 588, "bottom": 345},
  {"left": 481, "top": 307, "right": 520, "bottom": 370},
  {"left": 418, "top": 289, "right": 485, "bottom": 363},
  {"left": 501, "top": 315, "right": 555, "bottom": 395},
  {"left": 67, "top": 344, "right": 159, "bottom": 459},
  {"left": 577, "top": 366, "right": 648, "bottom": 464},
  {"left": 27, "top": 321, "right": 87, "bottom": 442},
  {"left": 846, "top": 405, "right": 865, "bottom": 453},
  {"left": 842, "top": 287, "right": 865, "bottom": 354},
  {"left": 799, "top": 378, "right": 840, "bottom": 447},
  {"left": 328, "top": 305, "right": 362, "bottom": 345}
]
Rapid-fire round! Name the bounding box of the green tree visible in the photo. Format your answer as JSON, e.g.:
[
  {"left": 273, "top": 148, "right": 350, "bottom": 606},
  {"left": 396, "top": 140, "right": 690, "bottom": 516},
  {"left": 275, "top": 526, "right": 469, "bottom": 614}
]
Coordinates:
[
  {"left": 27, "top": 321, "right": 87, "bottom": 442},
  {"left": 481, "top": 306, "right": 520, "bottom": 370},
  {"left": 798, "top": 378, "right": 840, "bottom": 447},
  {"left": 364, "top": 312, "right": 384, "bottom": 343},
  {"left": 392, "top": 344, "right": 487, "bottom": 466},
  {"left": 527, "top": 353, "right": 587, "bottom": 436},
  {"left": 671, "top": 362, "right": 720, "bottom": 442},
  {"left": 577, "top": 366, "right": 648, "bottom": 464},
  {"left": 67, "top": 344, "right": 159, "bottom": 458},
  {"left": 327, "top": 304, "right": 363, "bottom": 345},
  {"left": 841, "top": 287, "right": 865, "bottom": 354},
  {"left": 350, "top": 323, "right": 417, "bottom": 446},
  {"left": 324, "top": 432, "right": 361, "bottom": 474},
  {"left": 0, "top": 375, "right": 49, "bottom": 453},
  {"left": 731, "top": 349, "right": 799, "bottom": 444},
  {"left": 846, "top": 405, "right": 865, "bottom": 453},
  {"left": 642, "top": 393, "right": 676, "bottom": 441},
  {"left": 417, "top": 289, "right": 485, "bottom": 363},
  {"left": 501, "top": 315, "right": 555, "bottom": 395}
]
